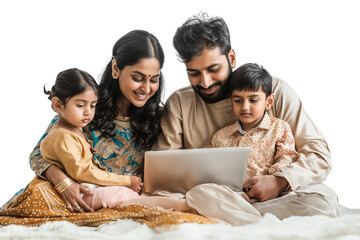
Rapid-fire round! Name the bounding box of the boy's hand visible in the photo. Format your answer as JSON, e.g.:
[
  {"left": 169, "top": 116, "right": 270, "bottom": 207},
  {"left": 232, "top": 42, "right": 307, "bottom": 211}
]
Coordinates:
[
  {"left": 129, "top": 176, "right": 143, "bottom": 193},
  {"left": 243, "top": 175, "right": 289, "bottom": 202}
]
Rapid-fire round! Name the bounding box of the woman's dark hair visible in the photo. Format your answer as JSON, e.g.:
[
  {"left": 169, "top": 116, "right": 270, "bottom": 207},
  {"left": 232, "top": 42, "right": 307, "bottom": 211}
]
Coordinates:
[
  {"left": 173, "top": 12, "right": 231, "bottom": 63},
  {"left": 92, "top": 30, "right": 164, "bottom": 150},
  {"left": 44, "top": 68, "right": 99, "bottom": 106},
  {"left": 229, "top": 63, "right": 272, "bottom": 97}
]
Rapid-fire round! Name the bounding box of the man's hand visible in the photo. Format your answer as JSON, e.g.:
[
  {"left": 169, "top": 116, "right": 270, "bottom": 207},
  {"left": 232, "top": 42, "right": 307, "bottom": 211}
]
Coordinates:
[{"left": 243, "top": 175, "right": 289, "bottom": 202}]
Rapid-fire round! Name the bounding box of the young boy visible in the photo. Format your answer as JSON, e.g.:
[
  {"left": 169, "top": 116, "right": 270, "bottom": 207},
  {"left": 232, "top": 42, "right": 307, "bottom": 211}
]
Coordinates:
[{"left": 212, "top": 63, "right": 297, "bottom": 195}]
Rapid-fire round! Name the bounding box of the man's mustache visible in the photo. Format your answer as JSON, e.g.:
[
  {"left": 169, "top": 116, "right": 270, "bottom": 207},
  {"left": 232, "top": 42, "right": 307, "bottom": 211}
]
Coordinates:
[{"left": 196, "top": 81, "right": 222, "bottom": 91}]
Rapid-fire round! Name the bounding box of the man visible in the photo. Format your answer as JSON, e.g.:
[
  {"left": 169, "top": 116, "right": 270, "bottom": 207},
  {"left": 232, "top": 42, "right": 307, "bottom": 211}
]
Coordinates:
[{"left": 152, "top": 13, "right": 338, "bottom": 224}]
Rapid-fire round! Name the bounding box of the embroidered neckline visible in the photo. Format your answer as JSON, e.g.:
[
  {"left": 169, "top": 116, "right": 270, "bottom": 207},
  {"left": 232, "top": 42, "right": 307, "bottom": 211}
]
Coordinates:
[{"left": 116, "top": 115, "right": 130, "bottom": 121}]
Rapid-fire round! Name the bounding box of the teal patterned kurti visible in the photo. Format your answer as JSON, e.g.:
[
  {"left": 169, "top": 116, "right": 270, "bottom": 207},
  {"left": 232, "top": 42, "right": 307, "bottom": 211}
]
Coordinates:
[{"left": 89, "top": 116, "right": 144, "bottom": 176}]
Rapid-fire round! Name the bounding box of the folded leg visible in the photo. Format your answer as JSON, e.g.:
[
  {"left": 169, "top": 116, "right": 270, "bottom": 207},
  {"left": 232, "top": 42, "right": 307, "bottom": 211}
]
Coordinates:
[
  {"left": 252, "top": 183, "right": 339, "bottom": 219},
  {"left": 186, "top": 183, "right": 262, "bottom": 225}
]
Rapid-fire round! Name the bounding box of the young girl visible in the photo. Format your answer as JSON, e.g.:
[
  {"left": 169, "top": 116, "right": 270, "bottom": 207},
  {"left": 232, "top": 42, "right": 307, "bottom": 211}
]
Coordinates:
[{"left": 41, "top": 68, "right": 140, "bottom": 211}]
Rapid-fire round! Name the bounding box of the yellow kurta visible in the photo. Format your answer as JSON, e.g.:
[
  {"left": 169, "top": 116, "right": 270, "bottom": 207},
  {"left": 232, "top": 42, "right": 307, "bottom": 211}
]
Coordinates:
[{"left": 40, "top": 125, "right": 130, "bottom": 187}]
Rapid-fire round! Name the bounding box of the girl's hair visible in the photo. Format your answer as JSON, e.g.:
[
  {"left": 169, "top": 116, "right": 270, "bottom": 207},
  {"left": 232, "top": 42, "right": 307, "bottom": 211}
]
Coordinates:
[
  {"left": 229, "top": 63, "right": 272, "bottom": 97},
  {"left": 44, "top": 68, "right": 99, "bottom": 106},
  {"left": 92, "top": 30, "right": 165, "bottom": 150}
]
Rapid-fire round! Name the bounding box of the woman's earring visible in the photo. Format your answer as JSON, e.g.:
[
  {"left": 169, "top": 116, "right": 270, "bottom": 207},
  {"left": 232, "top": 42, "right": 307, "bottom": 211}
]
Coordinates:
[{"left": 112, "top": 72, "right": 117, "bottom": 79}]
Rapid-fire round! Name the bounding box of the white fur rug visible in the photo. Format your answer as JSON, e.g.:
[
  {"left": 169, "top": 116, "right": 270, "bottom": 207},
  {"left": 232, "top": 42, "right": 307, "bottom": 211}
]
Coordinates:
[{"left": 1, "top": 207, "right": 359, "bottom": 240}]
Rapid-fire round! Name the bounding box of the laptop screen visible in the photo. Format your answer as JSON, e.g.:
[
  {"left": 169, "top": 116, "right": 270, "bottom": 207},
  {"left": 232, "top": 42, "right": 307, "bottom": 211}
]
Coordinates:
[{"left": 143, "top": 147, "right": 250, "bottom": 194}]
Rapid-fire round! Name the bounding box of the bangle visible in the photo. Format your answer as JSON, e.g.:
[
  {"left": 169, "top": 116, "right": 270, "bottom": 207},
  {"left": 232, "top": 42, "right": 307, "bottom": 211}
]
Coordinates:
[{"left": 54, "top": 178, "right": 74, "bottom": 194}]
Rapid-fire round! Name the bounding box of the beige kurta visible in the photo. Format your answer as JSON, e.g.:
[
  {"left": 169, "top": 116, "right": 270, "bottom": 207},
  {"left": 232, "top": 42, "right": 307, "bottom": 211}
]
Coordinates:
[
  {"left": 152, "top": 77, "right": 331, "bottom": 191},
  {"left": 40, "top": 125, "right": 130, "bottom": 187},
  {"left": 127, "top": 77, "right": 337, "bottom": 225}
]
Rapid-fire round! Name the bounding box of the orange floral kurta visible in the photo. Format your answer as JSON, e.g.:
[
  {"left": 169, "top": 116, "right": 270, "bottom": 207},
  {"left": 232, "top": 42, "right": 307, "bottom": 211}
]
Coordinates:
[{"left": 212, "top": 113, "right": 297, "bottom": 180}]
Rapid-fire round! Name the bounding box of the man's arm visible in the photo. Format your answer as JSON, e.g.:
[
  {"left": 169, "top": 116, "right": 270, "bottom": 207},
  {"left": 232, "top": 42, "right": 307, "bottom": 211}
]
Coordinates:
[
  {"left": 269, "top": 77, "right": 331, "bottom": 190},
  {"left": 152, "top": 92, "right": 184, "bottom": 150}
]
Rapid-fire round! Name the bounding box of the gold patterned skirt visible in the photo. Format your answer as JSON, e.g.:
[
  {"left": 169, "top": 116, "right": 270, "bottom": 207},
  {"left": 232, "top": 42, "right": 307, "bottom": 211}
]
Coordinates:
[{"left": 0, "top": 177, "right": 215, "bottom": 227}]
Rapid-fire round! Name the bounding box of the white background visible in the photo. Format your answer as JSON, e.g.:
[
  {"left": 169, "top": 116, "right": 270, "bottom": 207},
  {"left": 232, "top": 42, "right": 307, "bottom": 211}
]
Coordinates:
[{"left": 0, "top": 0, "right": 359, "bottom": 209}]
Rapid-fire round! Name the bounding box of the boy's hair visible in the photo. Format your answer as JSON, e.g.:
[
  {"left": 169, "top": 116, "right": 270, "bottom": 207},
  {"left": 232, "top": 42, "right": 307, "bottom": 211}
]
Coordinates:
[
  {"left": 44, "top": 68, "right": 98, "bottom": 106},
  {"left": 229, "top": 63, "right": 272, "bottom": 97},
  {"left": 173, "top": 12, "right": 231, "bottom": 63}
]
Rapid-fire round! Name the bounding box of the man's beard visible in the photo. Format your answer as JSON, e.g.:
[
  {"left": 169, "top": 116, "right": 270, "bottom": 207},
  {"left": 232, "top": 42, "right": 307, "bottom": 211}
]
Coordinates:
[{"left": 192, "top": 59, "right": 232, "bottom": 103}]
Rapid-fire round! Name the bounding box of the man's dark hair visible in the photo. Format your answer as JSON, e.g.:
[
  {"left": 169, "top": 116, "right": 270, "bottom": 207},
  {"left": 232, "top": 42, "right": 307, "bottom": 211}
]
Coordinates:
[
  {"left": 173, "top": 12, "right": 231, "bottom": 63},
  {"left": 230, "top": 63, "right": 272, "bottom": 97}
]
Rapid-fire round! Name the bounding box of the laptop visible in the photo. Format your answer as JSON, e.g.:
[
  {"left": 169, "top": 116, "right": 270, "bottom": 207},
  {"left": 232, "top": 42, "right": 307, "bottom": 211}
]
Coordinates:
[{"left": 143, "top": 147, "right": 250, "bottom": 194}]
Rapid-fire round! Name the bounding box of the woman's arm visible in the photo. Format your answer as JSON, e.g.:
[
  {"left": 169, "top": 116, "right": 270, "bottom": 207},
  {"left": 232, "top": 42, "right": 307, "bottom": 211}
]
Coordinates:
[
  {"left": 44, "top": 165, "right": 94, "bottom": 212},
  {"left": 40, "top": 132, "right": 131, "bottom": 187},
  {"left": 29, "top": 115, "right": 93, "bottom": 212},
  {"left": 29, "top": 116, "right": 58, "bottom": 177}
]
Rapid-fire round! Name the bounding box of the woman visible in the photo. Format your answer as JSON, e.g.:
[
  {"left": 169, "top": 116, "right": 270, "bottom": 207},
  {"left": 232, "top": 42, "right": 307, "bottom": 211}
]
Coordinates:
[
  {"left": 0, "top": 30, "right": 214, "bottom": 227},
  {"left": 31, "top": 29, "right": 164, "bottom": 212}
]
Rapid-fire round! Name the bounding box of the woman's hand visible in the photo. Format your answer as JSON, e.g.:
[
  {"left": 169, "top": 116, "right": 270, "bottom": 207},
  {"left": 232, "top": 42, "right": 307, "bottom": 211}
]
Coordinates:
[
  {"left": 60, "top": 182, "right": 94, "bottom": 212},
  {"left": 129, "top": 176, "right": 143, "bottom": 193},
  {"left": 44, "top": 165, "right": 94, "bottom": 212}
]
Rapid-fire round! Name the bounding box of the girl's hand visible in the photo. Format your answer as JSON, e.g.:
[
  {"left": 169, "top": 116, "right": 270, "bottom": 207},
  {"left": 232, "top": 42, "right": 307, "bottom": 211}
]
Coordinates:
[
  {"left": 129, "top": 176, "right": 143, "bottom": 193},
  {"left": 44, "top": 165, "right": 94, "bottom": 212}
]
